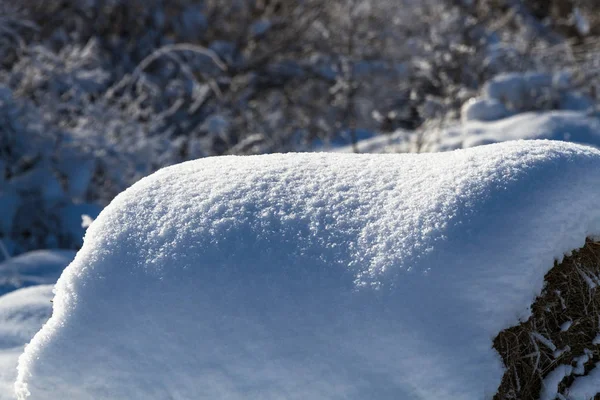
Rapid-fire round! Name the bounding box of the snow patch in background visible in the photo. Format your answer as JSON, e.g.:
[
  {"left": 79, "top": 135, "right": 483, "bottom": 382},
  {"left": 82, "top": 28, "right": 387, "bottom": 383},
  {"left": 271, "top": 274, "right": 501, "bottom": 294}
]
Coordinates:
[
  {"left": 470, "top": 71, "right": 594, "bottom": 123},
  {"left": 15, "top": 141, "right": 600, "bottom": 399},
  {"left": 339, "top": 111, "right": 600, "bottom": 154},
  {"left": 441, "top": 111, "right": 600, "bottom": 151},
  {"left": 460, "top": 98, "right": 513, "bottom": 123},
  {"left": 0, "top": 250, "right": 75, "bottom": 296}
]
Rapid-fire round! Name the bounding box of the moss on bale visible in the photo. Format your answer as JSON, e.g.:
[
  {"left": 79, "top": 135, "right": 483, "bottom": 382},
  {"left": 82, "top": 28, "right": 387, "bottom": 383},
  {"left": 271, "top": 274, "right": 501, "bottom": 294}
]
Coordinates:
[{"left": 494, "top": 239, "right": 600, "bottom": 400}]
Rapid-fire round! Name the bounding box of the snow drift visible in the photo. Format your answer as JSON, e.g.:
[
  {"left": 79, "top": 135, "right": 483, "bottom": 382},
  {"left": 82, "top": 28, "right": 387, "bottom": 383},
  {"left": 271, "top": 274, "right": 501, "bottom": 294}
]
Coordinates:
[
  {"left": 15, "top": 140, "right": 600, "bottom": 399},
  {"left": 440, "top": 111, "right": 600, "bottom": 151}
]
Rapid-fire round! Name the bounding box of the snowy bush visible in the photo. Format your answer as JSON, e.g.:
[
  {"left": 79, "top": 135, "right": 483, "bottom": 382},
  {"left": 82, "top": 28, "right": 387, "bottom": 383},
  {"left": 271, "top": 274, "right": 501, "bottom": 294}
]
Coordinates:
[
  {"left": 0, "top": 87, "right": 100, "bottom": 256},
  {"left": 0, "top": 53, "right": 184, "bottom": 256},
  {"left": 9, "top": 0, "right": 580, "bottom": 149}
]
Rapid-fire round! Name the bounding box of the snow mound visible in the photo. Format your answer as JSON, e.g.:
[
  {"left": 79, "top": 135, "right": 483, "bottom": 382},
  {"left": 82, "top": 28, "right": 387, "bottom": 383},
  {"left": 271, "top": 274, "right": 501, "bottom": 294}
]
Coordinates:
[
  {"left": 483, "top": 72, "right": 555, "bottom": 111},
  {"left": 15, "top": 141, "right": 600, "bottom": 399},
  {"left": 474, "top": 72, "right": 594, "bottom": 121},
  {"left": 0, "top": 251, "right": 76, "bottom": 296},
  {"left": 460, "top": 98, "right": 513, "bottom": 123},
  {"left": 0, "top": 286, "right": 53, "bottom": 399},
  {"left": 441, "top": 111, "right": 600, "bottom": 151},
  {"left": 341, "top": 111, "right": 600, "bottom": 154}
]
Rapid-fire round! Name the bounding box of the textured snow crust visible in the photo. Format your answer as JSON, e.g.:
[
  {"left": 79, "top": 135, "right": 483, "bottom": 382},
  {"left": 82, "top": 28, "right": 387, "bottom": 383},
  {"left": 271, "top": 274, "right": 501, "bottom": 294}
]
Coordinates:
[{"left": 15, "top": 140, "right": 600, "bottom": 399}]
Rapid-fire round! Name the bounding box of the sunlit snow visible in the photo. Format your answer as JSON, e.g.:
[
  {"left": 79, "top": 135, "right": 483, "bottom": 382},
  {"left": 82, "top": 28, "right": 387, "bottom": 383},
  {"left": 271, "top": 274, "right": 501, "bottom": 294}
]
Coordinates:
[{"left": 15, "top": 140, "right": 600, "bottom": 399}]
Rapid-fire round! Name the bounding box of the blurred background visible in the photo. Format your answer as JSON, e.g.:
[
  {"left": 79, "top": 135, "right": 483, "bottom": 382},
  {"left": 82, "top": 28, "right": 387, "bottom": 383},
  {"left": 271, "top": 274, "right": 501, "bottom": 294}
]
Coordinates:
[{"left": 1, "top": 0, "right": 600, "bottom": 259}]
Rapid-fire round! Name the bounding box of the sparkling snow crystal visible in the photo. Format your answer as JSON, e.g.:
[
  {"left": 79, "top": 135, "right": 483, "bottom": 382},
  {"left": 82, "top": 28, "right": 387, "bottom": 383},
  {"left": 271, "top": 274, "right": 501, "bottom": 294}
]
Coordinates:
[{"left": 15, "top": 140, "right": 600, "bottom": 399}]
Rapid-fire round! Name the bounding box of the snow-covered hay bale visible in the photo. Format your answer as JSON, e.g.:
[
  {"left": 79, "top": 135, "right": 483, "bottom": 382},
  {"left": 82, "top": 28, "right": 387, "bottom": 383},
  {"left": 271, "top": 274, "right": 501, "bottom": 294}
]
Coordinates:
[
  {"left": 14, "top": 141, "right": 600, "bottom": 399},
  {"left": 495, "top": 240, "right": 600, "bottom": 400}
]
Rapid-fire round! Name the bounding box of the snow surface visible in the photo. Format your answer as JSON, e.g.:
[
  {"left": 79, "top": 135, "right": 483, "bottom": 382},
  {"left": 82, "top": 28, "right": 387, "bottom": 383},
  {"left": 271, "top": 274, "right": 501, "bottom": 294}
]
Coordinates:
[
  {"left": 440, "top": 111, "right": 600, "bottom": 151},
  {"left": 15, "top": 140, "right": 600, "bottom": 399},
  {"left": 560, "top": 320, "right": 573, "bottom": 332},
  {"left": 0, "top": 286, "right": 53, "bottom": 400},
  {"left": 540, "top": 364, "right": 573, "bottom": 400}
]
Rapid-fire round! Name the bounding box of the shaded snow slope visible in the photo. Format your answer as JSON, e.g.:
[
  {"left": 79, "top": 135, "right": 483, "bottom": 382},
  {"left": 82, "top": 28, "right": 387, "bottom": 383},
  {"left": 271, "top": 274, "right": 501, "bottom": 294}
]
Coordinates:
[
  {"left": 15, "top": 141, "right": 600, "bottom": 399},
  {"left": 0, "top": 286, "right": 53, "bottom": 399},
  {"left": 0, "top": 251, "right": 73, "bottom": 399},
  {"left": 0, "top": 251, "right": 76, "bottom": 296}
]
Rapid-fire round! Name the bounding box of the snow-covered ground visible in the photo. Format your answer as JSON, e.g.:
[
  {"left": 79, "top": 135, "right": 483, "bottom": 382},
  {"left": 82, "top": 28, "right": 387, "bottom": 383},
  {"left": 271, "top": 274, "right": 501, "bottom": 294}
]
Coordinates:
[
  {"left": 439, "top": 110, "right": 600, "bottom": 150},
  {"left": 0, "top": 286, "right": 54, "bottom": 400},
  {"left": 0, "top": 251, "right": 74, "bottom": 399},
  {"left": 339, "top": 110, "right": 600, "bottom": 154},
  {"left": 14, "top": 140, "right": 600, "bottom": 399}
]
